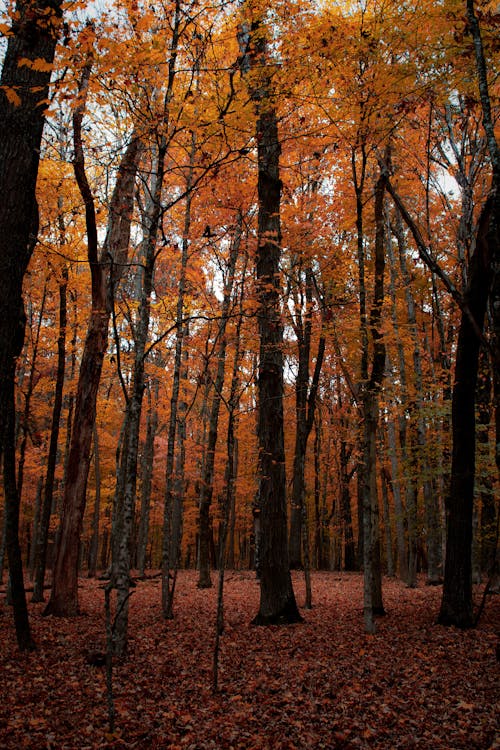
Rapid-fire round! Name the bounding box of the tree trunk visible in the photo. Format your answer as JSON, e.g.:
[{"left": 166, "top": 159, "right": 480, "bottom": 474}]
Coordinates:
[
  {"left": 213, "top": 258, "right": 247, "bottom": 685},
  {"left": 239, "top": 17, "right": 301, "bottom": 625},
  {"left": 352, "top": 144, "right": 368, "bottom": 570},
  {"left": 395, "top": 211, "right": 442, "bottom": 583},
  {"left": 87, "top": 423, "right": 101, "bottom": 579},
  {"left": 112, "top": 129, "right": 164, "bottom": 654},
  {"left": 381, "top": 466, "right": 395, "bottom": 577},
  {"left": 162, "top": 138, "right": 194, "bottom": 617},
  {"left": 362, "top": 166, "right": 387, "bottom": 632},
  {"left": 385, "top": 412, "right": 408, "bottom": 582},
  {"left": 439, "top": 0, "right": 500, "bottom": 627},
  {"left": 17, "top": 279, "right": 48, "bottom": 501},
  {"left": 288, "top": 265, "right": 325, "bottom": 570},
  {"left": 198, "top": 218, "right": 241, "bottom": 588},
  {"left": 45, "top": 83, "right": 142, "bottom": 616},
  {"left": 28, "top": 477, "right": 43, "bottom": 580},
  {"left": 339, "top": 437, "right": 356, "bottom": 571},
  {"left": 438, "top": 197, "right": 492, "bottom": 627},
  {"left": 136, "top": 380, "right": 158, "bottom": 577},
  {"left": 0, "top": 0, "right": 62, "bottom": 649},
  {"left": 33, "top": 267, "right": 68, "bottom": 601}
]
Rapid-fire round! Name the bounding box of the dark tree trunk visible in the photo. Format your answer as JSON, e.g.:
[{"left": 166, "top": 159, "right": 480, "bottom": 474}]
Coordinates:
[
  {"left": 136, "top": 381, "right": 158, "bottom": 577},
  {"left": 438, "top": 198, "right": 493, "bottom": 627},
  {"left": 29, "top": 477, "right": 43, "bottom": 579},
  {"left": 198, "top": 219, "right": 241, "bottom": 588},
  {"left": 352, "top": 144, "right": 368, "bottom": 571},
  {"left": 340, "top": 440, "right": 356, "bottom": 571},
  {"left": 288, "top": 268, "right": 325, "bottom": 570},
  {"left": 439, "top": 0, "right": 500, "bottom": 627},
  {"left": 239, "top": 18, "right": 301, "bottom": 625},
  {"left": 162, "top": 137, "right": 193, "bottom": 618},
  {"left": 476, "top": 350, "right": 495, "bottom": 574},
  {"left": 32, "top": 267, "right": 68, "bottom": 601},
  {"left": 17, "top": 279, "right": 47, "bottom": 501},
  {"left": 0, "top": 0, "right": 62, "bottom": 649},
  {"left": 362, "top": 166, "right": 387, "bottom": 632},
  {"left": 87, "top": 423, "right": 101, "bottom": 579}
]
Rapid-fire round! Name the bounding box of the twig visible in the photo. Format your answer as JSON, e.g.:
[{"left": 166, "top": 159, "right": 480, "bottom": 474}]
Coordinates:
[
  {"left": 104, "top": 584, "right": 135, "bottom": 733},
  {"left": 104, "top": 585, "right": 115, "bottom": 734}
]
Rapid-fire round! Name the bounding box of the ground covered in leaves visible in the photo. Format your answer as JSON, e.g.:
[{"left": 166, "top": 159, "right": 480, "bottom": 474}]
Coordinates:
[{"left": 0, "top": 571, "right": 498, "bottom": 749}]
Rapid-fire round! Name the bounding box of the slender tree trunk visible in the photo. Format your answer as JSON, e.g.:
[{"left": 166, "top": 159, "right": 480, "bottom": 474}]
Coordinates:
[
  {"left": 17, "top": 279, "right": 48, "bottom": 501},
  {"left": 87, "top": 423, "right": 101, "bottom": 579},
  {"left": 28, "top": 477, "right": 43, "bottom": 580},
  {"left": 362, "top": 166, "right": 387, "bottom": 632},
  {"left": 385, "top": 414, "right": 408, "bottom": 582},
  {"left": 381, "top": 466, "right": 395, "bottom": 577},
  {"left": 198, "top": 218, "right": 242, "bottom": 588},
  {"left": 213, "top": 263, "right": 247, "bottom": 685},
  {"left": 45, "top": 75, "right": 142, "bottom": 615},
  {"left": 289, "top": 264, "right": 326, "bottom": 570},
  {"left": 137, "top": 380, "right": 158, "bottom": 577},
  {"left": 162, "top": 142, "right": 194, "bottom": 617},
  {"left": 476, "top": 354, "right": 495, "bottom": 573},
  {"left": 313, "top": 415, "right": 323, "bottom": 569},
  {"left": 395, "top": 212, "right": 442, "bottom": 583},
  {"left": 339, "top": 437, "right": 356, "bottom": 571},
  {"left": 353, "top": 145, "right": 368, "bottom": 570},
  {"left": 33, "top": 267, "right": 68, "bottom": 601},
  {"left": 225, "top": 256, "right": 248, "bottom": 570},
  {"left": 112, "top": 130, "right": 167, "bottom": 655}
]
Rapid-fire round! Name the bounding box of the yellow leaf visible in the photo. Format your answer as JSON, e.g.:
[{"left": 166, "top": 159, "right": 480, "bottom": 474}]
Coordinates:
[
  {"left": 32, "top": 58, "right": 54, "bottom": 73},
  {"left": 17, "top": 57, "right": 53, "bottom": 72},
  {"left": 2, "top": 86, "right": 21, "bottom": 106}
]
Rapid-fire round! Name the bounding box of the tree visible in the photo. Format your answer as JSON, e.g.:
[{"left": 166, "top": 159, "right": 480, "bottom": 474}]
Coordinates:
[
  {"left": 0, "top": 0, "right": 63, "bottom": 649},
  {"left": 438, "top": 0, "right": 500, "bottom": 627},
  {"left": 197, "top": 215, "right": 241, "bottom": 588},
  {"left": 361, "top": 163, "right": 387, "bottom": 632},
  {"left": 32, "top": 262, "right": 68, "bottom": 600},
  {"left": 45, "top": 43, "right": 143, "bottom": 615},
  {"left": 239, "top": 8, "right": 301, "bottom": 624}
]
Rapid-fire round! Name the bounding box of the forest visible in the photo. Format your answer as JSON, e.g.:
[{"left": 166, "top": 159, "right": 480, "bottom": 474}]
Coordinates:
[{"left": 0, "top": 0, "right": 499, "bottom": 746}]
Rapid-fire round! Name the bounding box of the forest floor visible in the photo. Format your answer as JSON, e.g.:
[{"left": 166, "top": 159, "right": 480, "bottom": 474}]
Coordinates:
[{"left": 0, "top": 571, "right": 498, "bottom": 749}]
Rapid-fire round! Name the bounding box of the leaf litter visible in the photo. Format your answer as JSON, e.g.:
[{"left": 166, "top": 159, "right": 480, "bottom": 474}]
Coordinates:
[{"left": 0, "top": 571, "right": 498, "bottom": 749}]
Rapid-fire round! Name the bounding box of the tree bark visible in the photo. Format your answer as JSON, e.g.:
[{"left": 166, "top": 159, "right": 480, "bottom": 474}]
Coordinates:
[
  {"left": 45, "top": 69, "right": 142, "bottom": 615},
  {"left": 385, "top": 413, "right": 408, "bottom": 582},
  {"left": 32, "top": 266, "right": 68, "bottom": 601},
  {"left": 438, "top": 0, "right": 500, "bottom": 627},
  {"left": 438, "top": 198, "right": 492, "bottom": 627},
  {"left": 352, "top": 144, "right": 368, "bottom": 569},
  {"left": 362, "top": 166, "right": 387, "bottom": 632},
  {"left": 288, "top": 267, "right": 325, "bottom": 570},
  {"left": 87, "top": 422, "right": 101, "bottom": 579},
  {"left": 136, "top": 380, "right": 158, "bottom": 577},
  {"left": 197, "top": 218, "right": 241, "bottom": 588},
  {"left": 239, "top": 16, "right": 301, "bottom": 625},
  {"left": 0, "top": 0, "right": 62, "bottom": 649},
  {"left": 162, "top": 140, "right": 194, "bottom": 617},
  {"left": 112, "top": 136, "right": 161, "bottom": 656},
  {"left": 17, "top": 279, "right": 47, "bottom": 501}
]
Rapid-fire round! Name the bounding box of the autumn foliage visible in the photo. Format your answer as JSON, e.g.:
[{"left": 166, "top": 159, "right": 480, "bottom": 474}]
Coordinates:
[{"left": 0, "top": 0, "right": 499, "bottom": 743}]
